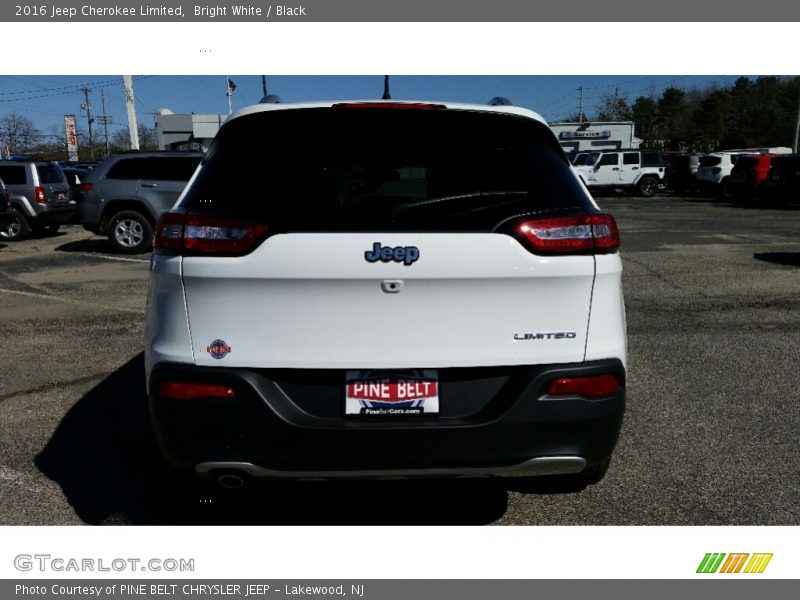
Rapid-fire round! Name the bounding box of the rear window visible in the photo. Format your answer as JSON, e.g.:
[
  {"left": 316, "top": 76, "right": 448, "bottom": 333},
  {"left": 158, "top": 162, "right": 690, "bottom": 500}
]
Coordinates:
[
  {"left": 700, "top": 156, "right": 722, "bottom": 167},
  {"left": 641, "top": 152, "right": 664, "bottom": 167},
  {"left": 35, "top": 163, "right": 66, "bottom": 184},
  {"left": 180, "top": 108, "right": 594, "bottom": 232},
  {"left": 772, "top": 156, "right": 800, "bottom": 172},
  {"left": 735, "top": 156, "right": 759, "bottom": 170},
  {"left": 0, "top": 165, "right": 27, "bottom": 185}
]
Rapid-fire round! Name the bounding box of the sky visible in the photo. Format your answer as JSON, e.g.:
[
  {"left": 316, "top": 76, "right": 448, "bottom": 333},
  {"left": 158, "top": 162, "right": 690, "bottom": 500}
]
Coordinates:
[{"left": 0, "top": 75, "right": 743, "bottom": 140}]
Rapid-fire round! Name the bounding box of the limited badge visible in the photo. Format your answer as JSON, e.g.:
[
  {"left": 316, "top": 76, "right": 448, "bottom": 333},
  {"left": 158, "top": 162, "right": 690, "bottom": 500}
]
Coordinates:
[{"left": 206, "top": 339, "right": 231, "bottom": 359}]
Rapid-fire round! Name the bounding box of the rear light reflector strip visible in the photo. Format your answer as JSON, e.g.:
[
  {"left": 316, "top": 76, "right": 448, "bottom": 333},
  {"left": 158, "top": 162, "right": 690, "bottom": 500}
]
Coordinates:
[
  {"left": 546, "top": 374, "right": 621, "bottom": 399},
  {"left": 157, "top": 381, "right": 236, "bottom": 401}
]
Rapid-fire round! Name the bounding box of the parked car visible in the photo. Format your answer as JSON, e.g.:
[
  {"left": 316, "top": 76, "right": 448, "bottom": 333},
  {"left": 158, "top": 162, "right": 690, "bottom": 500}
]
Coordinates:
[
  {"left": 79, "top": 152, "right": 203, "bottom": 253},
  {"left": 0, "top": 160, "right": 75, "bottom": 241},
  {"left": 697, "top": 148, "right": 792, "bottom": 198},
  {"left": 572, "top": 149, "right": 665, "bottom": 196},
  {"left": 0, "top": 178, "right": 15, "bottom": 234},
  {"left": 729, "top": 154, "right": 780, "bottom": 203},
  {"left": 696, "top": 152, "right": 741, "bottom": 198},
  {"left": 664, "top": 153, "right": 702, "bottom": 193},
  {"left": 763, "top": 154, "right": 800, "bottom": 206},
  {"left": 62, "top": 166, "right": 89, "bottom": 194},
  {"left": 145, "top": 100, "right": 627, "bottom": 490}
]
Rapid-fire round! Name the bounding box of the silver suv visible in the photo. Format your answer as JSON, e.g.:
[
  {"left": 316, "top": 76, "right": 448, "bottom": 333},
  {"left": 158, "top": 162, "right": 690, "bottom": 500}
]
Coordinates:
[
  {"left": 0, "top": 161, "right": 74, "bottom": 241},
  {"left": 78, "top": 152, "right": 203, "bottom": 253}
]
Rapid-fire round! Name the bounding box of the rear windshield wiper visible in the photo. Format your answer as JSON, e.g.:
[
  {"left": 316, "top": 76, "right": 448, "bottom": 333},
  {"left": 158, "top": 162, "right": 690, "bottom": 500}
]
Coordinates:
[{"left": 392, "top": 190, "right": 529, "bottom": 215}]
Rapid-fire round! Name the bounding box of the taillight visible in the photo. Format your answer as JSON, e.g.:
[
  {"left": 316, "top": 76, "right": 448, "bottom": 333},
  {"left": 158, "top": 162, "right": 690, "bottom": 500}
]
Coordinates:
[
  {"left": 34, "top": 186, "right": 47, "bottom": 204},
  {"left": 513, "top": 213, "right": 620, "bottom": 255},
  {"left": 154, "top": 212, "right": 269, "bottom": 256},
  {"left": 546, "top": 374, "right": 620, "bottom": 399},
  {"left": 157, "top": 381, "right": 236, "bottom": 401},
  {"left": 78, "top": 182, "right": 93, "bottom": 193}
]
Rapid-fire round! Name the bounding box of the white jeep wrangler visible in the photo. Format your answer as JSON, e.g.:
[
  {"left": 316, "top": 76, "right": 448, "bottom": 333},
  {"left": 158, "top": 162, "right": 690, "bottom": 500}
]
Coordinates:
[{"left": 572, "top": 149, "right": 665, "bottom": 197}]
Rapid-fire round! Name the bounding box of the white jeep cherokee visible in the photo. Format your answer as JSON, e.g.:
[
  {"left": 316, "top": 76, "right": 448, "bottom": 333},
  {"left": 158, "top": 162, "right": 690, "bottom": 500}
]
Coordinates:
[{"left": 145, "top": 100, "right": 627, "bottom": 489}]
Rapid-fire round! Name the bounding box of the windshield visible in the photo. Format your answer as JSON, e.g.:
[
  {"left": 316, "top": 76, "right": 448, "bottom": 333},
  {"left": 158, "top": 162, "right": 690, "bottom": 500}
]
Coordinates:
[
  {"left": 36, "top": 163, "right": 66, "bottom": 184},
  {"left": 573, "top": 152, "right": 600, "bottom": 167},
  {"left": 700, "top": 156, "right": 722, "bottom": 167},
  {"left": 179, "top": 107, "right": 594, "bottom": 232}
]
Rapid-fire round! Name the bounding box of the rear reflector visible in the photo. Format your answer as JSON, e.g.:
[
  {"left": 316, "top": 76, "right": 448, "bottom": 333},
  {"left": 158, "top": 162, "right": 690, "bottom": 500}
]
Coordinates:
[
  {"left": 332, "top": 102, "right": 446, "bottom": 110},
  {"left": 546, "top": 374, "right": 620, "bottom": 399},
  {"left": 157, "top": 381, "right": 236, "bottom": 401},
  {"left": 154, "top": 212, "right": 269, "bottom": 256},
  {"left": 514, "top": 213, "right": 620, "bottom": 255}
]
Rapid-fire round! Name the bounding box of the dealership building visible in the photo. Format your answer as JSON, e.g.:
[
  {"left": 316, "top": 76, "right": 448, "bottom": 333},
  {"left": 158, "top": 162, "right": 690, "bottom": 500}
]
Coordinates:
[
  {"left": 154, "top": 110, "right": 227, "bottom": 151},
  {"left": 549, "top": 121, "right": 641, "bottom": 158}
]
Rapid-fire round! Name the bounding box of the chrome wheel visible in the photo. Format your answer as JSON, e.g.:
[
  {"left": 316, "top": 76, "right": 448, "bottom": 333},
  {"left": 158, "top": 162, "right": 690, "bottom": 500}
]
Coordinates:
[{"left": 114, "top": 218, "right": 144, "bottom": 248}]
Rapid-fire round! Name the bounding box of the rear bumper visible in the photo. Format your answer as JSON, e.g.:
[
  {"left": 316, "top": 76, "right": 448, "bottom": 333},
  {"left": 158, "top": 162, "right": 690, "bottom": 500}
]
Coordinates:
[
  {"left": 32, "top": 204, "right": 76, "bottom": 224},
  {"left": 149, "top": 359, "right": 626, "bottom": 479}
]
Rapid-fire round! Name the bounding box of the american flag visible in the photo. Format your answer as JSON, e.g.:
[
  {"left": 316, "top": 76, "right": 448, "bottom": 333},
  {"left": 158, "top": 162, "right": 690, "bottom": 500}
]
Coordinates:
[{"left": 226, "top": 78, "right": 237, "bottom": 96}]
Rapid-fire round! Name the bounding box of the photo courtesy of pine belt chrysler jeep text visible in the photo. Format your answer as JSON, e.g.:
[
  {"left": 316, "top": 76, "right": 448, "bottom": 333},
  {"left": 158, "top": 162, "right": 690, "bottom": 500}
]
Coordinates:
[{"left": 144, "top": 100, "right": 628, "bottom": 490}]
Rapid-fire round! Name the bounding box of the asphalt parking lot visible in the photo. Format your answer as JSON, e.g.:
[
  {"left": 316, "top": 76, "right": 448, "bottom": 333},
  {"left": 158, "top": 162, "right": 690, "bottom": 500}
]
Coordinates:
[{"left": 1, "top": 195, "right": 799, "bottom": 525}]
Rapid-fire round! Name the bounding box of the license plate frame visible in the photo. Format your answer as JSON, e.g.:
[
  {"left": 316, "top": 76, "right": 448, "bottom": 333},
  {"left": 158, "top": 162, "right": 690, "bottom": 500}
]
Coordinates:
[{"left": 345, "top": 369, "right": 439, "bottom": 416}]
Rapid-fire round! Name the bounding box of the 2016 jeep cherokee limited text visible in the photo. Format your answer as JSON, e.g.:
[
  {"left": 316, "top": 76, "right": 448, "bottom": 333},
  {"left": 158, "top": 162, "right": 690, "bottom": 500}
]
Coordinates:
[{"left": 145, "top": 101, "right": 627, "bottom": 489}]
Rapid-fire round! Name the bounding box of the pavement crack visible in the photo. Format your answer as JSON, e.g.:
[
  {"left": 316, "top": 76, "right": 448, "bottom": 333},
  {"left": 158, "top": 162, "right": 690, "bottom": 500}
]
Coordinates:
[
  {"left": 0, "top": 287, "right": 144, "bottom": 315},
  {"left": 0, "top": 372, "right": 108, "bottom": 403},
  {"left": 623, "top": 256, "right": 688, "bottom": 292}
]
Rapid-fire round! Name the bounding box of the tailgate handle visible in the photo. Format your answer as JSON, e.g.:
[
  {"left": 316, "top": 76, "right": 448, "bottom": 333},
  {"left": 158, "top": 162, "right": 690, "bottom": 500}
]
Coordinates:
[{"left": 381, "top": 280, "right": 404, "bottom": 294}]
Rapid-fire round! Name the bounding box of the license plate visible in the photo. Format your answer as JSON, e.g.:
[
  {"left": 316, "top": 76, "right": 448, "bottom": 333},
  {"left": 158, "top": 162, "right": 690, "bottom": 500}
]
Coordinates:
[{"left": 345, "top": 369, "right": 439, "bottom": 416}]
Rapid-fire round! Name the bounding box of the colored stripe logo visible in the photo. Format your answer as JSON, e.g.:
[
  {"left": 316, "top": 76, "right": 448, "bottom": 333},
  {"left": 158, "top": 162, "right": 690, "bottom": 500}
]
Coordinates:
[{"left": 697, "top": 553, "right": 773, "bottom": 574}]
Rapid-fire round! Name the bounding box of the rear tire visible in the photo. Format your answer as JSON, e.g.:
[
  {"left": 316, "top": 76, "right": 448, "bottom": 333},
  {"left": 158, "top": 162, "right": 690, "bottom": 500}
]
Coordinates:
[
  {"left": 0, "top": 208, "right": 30, "bottom": 241},
  {"left": 108, "top": 210, "right": 153, "bottom": 254},
  {"left": 720, "top": 177, "right": 733, "bottom": 200},
  {"left": 636, "top": 176, "right": 658, "bottom": 197}
]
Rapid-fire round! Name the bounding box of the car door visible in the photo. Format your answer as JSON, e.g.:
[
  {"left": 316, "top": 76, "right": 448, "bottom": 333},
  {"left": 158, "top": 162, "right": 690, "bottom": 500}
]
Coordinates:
[
  {"left": 618, "top": 152, "right": 641, "bottom": 185},
  {"left": 592, "top": 152, "right": 621, "bottom": 186}
]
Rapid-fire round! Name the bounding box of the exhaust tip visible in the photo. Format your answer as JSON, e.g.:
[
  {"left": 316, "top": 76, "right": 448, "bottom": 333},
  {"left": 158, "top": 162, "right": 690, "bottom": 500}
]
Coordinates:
[{"left": 217, "top": 473, "right": 245, "bottom": 490}]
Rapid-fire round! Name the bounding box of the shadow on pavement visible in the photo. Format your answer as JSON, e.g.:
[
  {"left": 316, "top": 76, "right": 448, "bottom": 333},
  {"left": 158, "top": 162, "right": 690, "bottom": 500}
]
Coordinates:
[
  {"left": 753, "top": 252, "right": 800, "bottom": 268},
  {"left": 35, "top": 353, "right": 516, "bottom": 525},
  {"left": 55, "top": 239, "right": 116, "bottom": 254}
]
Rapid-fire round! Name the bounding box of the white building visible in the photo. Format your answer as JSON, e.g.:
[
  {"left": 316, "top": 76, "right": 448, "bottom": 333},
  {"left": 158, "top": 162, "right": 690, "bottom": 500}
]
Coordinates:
[
  {"left": 155, "top": 109, "right": 227, "bottom": 151},
  {"left": 550, "top": 121, "right": 641, "bottom": 157}
]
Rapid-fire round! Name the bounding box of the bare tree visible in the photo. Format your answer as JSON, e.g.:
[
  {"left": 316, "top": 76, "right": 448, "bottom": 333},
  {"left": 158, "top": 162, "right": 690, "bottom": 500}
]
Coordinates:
[{"left": 0, "top": 113, "right": 39, "bottom": 153}]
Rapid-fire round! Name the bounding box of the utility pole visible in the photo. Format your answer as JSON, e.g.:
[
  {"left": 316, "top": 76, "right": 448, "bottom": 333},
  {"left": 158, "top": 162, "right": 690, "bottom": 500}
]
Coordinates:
[
  {"left": 99, "top": 89, "right": 112, "bottom": 157},
  {"left": 123, "top": 76, "right": 139, "bottom": 150},
  {"left": 382, "top": 75, "right": 391, "bottom": 100},
  {"left": 577, "top": 86, "right": 584, "bottom": 122},
  {"left": 793, "top": 92, "right": 800, "bottom": 153},
  {"left": 80, "top": 87, "right": 94, "bottom": 159},
  {"left": 261, "top": 75, "right": 268, "bottom": 98}
]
